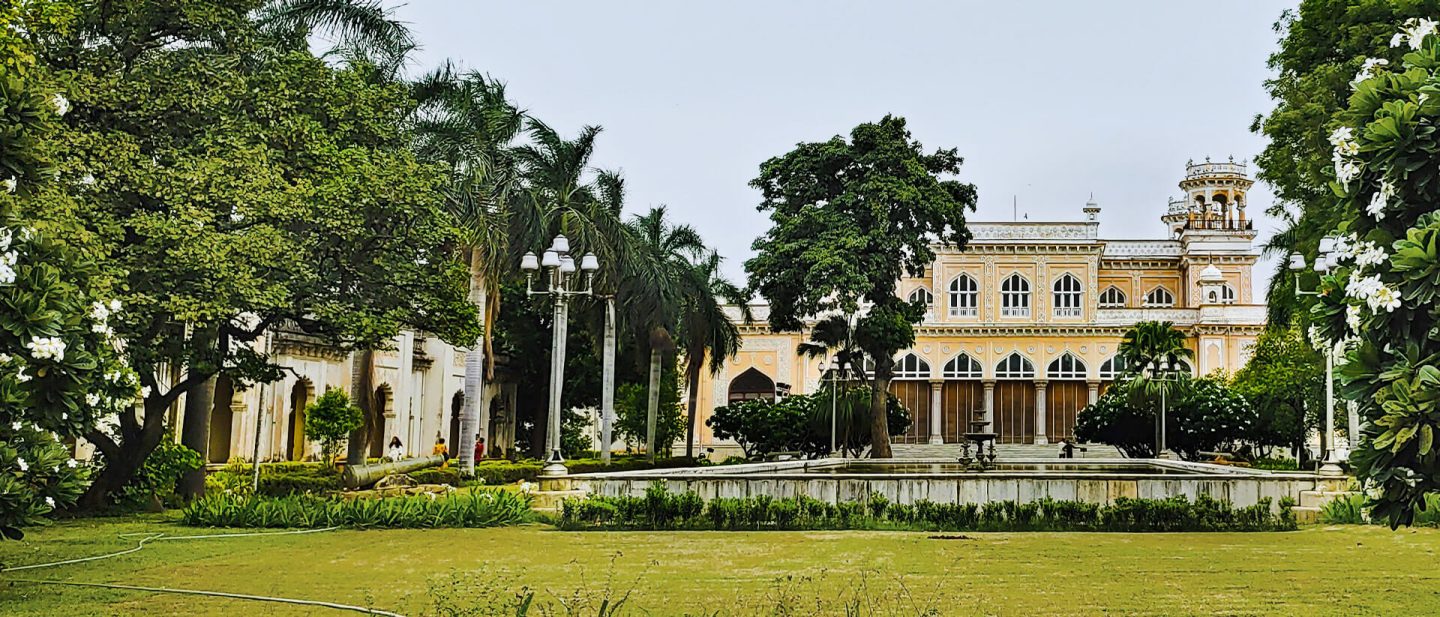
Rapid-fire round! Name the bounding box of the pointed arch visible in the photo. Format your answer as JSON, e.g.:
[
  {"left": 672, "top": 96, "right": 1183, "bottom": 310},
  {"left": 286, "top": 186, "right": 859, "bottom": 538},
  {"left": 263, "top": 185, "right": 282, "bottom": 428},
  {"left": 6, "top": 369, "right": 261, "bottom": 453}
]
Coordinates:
[
  {"left": 994, "top": 352, "right": 1035, "bottom": 379},
  {"left": 908, "top": 286, "right": 934, "bottom": 306},
  {"left": 893, "top": 353, "right": 931, "bottom": 380},
  {"left": 1098, "top": 285, "right": 1126, "bottom": 308},
  {"left": 1098, "top": 355, "right": 1128, "bottom": 380},
  {"left": 948, "top": 274, "right": 978, "bottom": 317},
  {"left": 943, "top": 352, "right": 983, "bottom": 379},
  {"left": 1046, "top": 352, "right": 1088, "bottom": 379},
  {"left": 1144, "top": 286, "right": 1175, "bottom": 307},
  {"left": 1001, "top": 273, "right": 1031, "bottom": 317},
  {"left": 728, "top": 367, "right": 776, "bottom": 403},
  {"left": 1052, "top": 274, "right": 1083, "bottom": 318}
]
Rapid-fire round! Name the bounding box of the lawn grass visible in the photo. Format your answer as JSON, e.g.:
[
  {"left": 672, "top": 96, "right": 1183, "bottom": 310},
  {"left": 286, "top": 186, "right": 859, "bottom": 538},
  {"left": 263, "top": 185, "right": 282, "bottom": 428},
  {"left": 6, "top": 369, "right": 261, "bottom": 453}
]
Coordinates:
[{"left": 2, "top": 515, "right": 1439, "bottom": 616}]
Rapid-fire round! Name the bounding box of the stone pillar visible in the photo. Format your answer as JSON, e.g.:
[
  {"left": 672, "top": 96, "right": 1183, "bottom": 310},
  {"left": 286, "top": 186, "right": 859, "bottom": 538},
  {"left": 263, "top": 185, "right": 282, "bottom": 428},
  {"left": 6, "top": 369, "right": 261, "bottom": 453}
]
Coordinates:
[
  {"left": 981, "top": 380, "right": 995, "bottom": 430},
  {"left": 1347, "top": 400, "right": 1361, "bottom": 451},
  {"left": 1086, "top": 380, "right": 1100, "bottom": 406},
  {"left": 1033, "top": 380, "right": 1049, "bottom": 445},
  {"left": 928, "top": 379, "right": 944, "bottom": 445}
]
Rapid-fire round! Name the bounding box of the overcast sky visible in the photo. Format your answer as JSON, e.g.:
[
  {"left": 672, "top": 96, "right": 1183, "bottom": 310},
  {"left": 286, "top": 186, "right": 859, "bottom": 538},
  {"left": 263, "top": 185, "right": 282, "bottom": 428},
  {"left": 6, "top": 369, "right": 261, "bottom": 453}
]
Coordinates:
[{"left": 389, "top": 1, "right": 1297, "bottom": 296}]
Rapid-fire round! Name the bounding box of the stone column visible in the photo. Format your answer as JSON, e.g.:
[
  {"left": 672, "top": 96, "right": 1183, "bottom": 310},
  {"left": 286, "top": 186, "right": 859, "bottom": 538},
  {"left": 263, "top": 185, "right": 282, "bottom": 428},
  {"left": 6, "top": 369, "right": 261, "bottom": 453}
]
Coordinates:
[
  {"left": 1033, "top": 380, "right": 1049, "bottom": 445},
  {"left": 981, "top": 380, "right": 995, "bottom": 431},
  {"left": 928, "top": 379, "right": 944, "bottom": 445},
  {"left": 1086, "top": 380, "right": 1100, "bottom": 406}
]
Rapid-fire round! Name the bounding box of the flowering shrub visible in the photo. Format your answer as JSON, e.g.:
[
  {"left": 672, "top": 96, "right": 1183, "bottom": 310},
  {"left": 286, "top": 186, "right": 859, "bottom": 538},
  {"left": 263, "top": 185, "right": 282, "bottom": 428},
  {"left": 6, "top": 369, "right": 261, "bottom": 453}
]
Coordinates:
[
  {"left": 1075, "top": 376, "right": 1256, "bottom": 461},
  {"left": 0, "top": 48, "right": 137, "bottom": 537},
  {"left": 1311, "top": 17, "right": 1440, "bottom": 527}
]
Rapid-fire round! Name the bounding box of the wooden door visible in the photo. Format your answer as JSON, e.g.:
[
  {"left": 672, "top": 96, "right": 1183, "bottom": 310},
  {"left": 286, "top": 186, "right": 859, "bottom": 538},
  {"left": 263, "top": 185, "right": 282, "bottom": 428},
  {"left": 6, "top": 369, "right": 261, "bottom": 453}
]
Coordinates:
[
  {"left": 888, "top": 380, "right": 930, "bottom": 444},
  {"left": 994, "top": 381, "right": 1035, "bottom": 444},
  {"left": 1047, "top": 381, "right": 1088, "bottom": 442},
  {"left": 941, "top": 381, "right": 984, "bottom": 443}
]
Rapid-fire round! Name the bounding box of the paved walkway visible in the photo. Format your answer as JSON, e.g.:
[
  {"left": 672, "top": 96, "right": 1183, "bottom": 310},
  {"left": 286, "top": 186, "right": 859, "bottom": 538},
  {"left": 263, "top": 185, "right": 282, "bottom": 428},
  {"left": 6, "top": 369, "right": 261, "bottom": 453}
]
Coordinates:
[{"left": 891, "top": 442, "right": 1124, "bottom": 459}]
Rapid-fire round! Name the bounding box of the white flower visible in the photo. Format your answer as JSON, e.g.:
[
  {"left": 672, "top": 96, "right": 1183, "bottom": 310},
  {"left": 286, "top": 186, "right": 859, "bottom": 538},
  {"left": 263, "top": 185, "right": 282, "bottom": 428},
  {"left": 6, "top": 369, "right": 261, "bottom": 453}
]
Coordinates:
[
  {"left": 1367, "top": 190, "right": 1388, "bottom": 220},
  {"left": 1346, "top": 304, "right": 1363, "bottom": 333},
  {"left": 90, "top": 302, "right": 109, "bottom": 321},
  {"left": 16, "top": 457, "right": 27, "bottom": 472},
  {"left": 1355, "top": 243, "right": 1389, "bottom": 269},
  {"left": 1, "top": 178, "right": 14, "bottom": 194},
  {"left": 10, "top": 420, "right": 20, "bottom": 430},
  {"left": 1369, "top": 285, "right": 1402, "bottom": 313},
  {"left": 1352, "top": 58, "right": 1391, "bottom": 86},
  {"left": 85, "top": 393, "right": 100, "bottom": 406},
  {"left": 1392, "top": 18, "right": 1439, "bottom": 51},
  {"left": 15, "top": 370, "right": 30, "bottom": 383},
  {"left": 1328, "top": 127, "right": 1355, "bottom": 146},
  {"left": 108, "top": 299, "right": 121, "bottom": 312},
  {"left": 51, "top": 93, "right": 69, "bottom": 116},
  {"left": 66, "top": 458, "right": 78, "bottom": 468},
  {"left": 519, "top": 481, "right": 534, "bottom": 494},
  {"left": 26, "top": 336, "right": 67, "bottom": 361},
  {"left": 78, "top": 173, "right": 95, "bottom": 187},
  {"left": 0, "top": 354, "right": 10, "bottom": 363},
  {"left": 1347, "top": 272, "right": 1384, "bottom": 301},
  {"left": 18, "top": 228, "right": 30, "bottom": 241},
  {"left": 139, "top": 386, "right": 151, "bottom": 399},
  {"left": 1333, "top": 155, "right": 1362, "bottom": 186},
  {"left": 60, "top": 412, "right": 67, "bottom": 420},
  {"left": 0, "top": 264, "right": 13, "bottom": 285},
  {"left": 44, "top": 496, "right": 55, "bottom": 508}
]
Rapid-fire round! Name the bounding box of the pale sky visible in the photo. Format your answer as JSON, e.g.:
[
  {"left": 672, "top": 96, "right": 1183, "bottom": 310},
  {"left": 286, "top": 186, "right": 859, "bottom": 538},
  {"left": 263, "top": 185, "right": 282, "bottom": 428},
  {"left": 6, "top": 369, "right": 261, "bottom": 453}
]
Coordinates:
[{"left": 389, "top": 1, "right": 1297, "bottom": 297}]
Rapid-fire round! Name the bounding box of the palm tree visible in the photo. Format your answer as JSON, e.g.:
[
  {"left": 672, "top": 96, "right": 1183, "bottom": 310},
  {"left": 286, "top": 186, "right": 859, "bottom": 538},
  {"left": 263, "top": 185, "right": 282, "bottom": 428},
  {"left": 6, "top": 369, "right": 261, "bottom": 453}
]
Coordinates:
[
  {"left": 1118, "top": 321, "right": 1193, "bottom": 376},
  {"left": 410, "top": 70, "right": 525, "bottom": 472},
  {"left": 678, "top": 250, "right": 749, "bottom": 459},
  {"left": 255, "top": 0, "right": 413, "bottom": 59},
  {"left": 620, "top": 206, "right": 706, "bottom": 461}
]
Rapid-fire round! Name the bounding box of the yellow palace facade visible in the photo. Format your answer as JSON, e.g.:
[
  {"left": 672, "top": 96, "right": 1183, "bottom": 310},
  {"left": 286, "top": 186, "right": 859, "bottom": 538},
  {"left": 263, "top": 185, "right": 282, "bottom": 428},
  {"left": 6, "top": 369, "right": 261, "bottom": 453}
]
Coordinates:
[{"left": 692, "top": 159, "right": 1267, "bottom": 450}]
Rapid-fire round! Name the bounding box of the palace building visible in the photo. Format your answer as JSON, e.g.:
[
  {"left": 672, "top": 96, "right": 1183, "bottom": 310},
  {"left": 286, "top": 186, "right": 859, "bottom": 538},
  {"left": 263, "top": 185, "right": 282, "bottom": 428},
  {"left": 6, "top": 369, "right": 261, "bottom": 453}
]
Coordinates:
[{"left": 690, "top": 158, "right": 1267, "bottom": 450}]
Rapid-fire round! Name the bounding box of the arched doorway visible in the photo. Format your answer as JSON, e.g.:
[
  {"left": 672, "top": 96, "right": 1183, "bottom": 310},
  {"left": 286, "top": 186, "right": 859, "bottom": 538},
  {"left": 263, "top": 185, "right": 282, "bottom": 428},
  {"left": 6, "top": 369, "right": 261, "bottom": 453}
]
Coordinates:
[
  {"left": 1045, "top": 353, "right": 1089, "bottom": 442},
  {"left": 285, "top": 379, "right": 312, "bottom": 461},
  {"left": 368, "top": 385, "right": 390, "bottom": 459},
  {"left": 727, "top": 368, "right": 776, "bottom": 403},
  {"left": 448, "top": 391, "right": 463, "bottom": 460},
  {"left": 887, "top": 353, "right": 932, "bottom": 444},
  {"left": 208, "top": 376, "right": 235, "bottom": 463},
  {"left": 994, "top": 353, "right": 1036, "bottom": 444}
]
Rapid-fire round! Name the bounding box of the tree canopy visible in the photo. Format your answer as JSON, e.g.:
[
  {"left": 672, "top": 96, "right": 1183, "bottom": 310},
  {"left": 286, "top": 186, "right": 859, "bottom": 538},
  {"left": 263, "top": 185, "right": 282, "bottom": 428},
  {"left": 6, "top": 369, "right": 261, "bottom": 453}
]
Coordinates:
[{"left": 746, "top": 115, "right": 976, "bottom": 457}]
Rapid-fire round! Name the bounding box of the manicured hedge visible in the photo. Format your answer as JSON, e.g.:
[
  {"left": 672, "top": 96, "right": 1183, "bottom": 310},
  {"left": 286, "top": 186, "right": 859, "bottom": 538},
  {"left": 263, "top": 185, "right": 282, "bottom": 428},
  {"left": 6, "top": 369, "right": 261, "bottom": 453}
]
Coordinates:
[
  {"left": 181, "top": 490, "right": 532, "bottom": 529},
  {"left": 470, "top": 457, "right": 697, "bottom": 485},
  {"left": 559, "top": 484, "right": 1298, "bottom": 532},
  {"left": 257, "top": 472, "right": 343, "bottom": 496},
  {"left": 408, "top": 467, "right": 463, "bottom": 486}
]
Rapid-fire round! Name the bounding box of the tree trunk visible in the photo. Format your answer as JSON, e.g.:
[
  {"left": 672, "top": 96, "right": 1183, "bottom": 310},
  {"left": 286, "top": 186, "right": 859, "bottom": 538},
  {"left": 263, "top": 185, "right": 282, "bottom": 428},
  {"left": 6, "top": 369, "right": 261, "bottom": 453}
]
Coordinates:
[
  {"left": 646, "top": 347, "right": 661, "bottom": 463},
  {"left": 177, "top": 374, "right": 216, "bottom": 499},
  {"left": 346, "top": 348, "right": 374, "bottom": 466},
  {"left": 684, "top": 353, "right": 702, "bottom": 460},
  {"left": 79, "top": 405, "right": 166, "bottom": 511},
  {"left": 869, "top": 371, "right": 894, "bottom": 459},
  {"left": 600, "top": 298, "right": 616, "bottom": 465},
  {"left": 458, "top": 251, "right": 487, "bottom": 474}
]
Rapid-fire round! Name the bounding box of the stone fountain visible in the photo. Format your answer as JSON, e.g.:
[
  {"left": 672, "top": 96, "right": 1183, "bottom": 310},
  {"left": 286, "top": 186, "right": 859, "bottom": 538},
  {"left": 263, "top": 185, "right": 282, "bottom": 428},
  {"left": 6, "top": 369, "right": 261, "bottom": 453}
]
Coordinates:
[{"left": 957, "top": 410, "right": 997, "bottom": 471}]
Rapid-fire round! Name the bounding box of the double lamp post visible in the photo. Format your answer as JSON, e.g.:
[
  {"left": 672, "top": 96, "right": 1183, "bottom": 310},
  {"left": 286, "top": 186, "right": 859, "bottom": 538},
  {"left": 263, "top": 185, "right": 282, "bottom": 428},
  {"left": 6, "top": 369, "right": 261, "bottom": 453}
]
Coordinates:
[{"left": 1288, "top": 236, "right": 1346, "bottom": 477}]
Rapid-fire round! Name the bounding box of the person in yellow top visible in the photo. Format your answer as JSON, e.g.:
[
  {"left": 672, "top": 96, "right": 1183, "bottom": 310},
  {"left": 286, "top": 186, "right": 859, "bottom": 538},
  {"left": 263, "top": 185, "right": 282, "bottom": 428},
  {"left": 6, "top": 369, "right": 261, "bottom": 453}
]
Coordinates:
[{"left": 432, "top": 436, "right": 451, "bottom": 468}]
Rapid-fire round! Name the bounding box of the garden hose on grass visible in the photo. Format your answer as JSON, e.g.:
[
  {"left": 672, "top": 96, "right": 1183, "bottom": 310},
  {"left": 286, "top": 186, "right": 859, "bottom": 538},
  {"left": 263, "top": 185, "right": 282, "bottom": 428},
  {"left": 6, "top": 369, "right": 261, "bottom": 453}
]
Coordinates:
[{"left": 1, "top": 526, "right": 406, "bottom": 617}]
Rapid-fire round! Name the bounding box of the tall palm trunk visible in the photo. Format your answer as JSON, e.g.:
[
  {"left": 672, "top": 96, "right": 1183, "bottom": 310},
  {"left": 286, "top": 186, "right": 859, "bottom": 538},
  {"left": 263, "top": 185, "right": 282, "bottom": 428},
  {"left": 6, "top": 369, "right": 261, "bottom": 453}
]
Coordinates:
[
  {"left": 646, "top": 347, "right": 661, "bottom": 463},
  {"left": 346, "top": 348, "right": 374, "bottom": 466},
  {"left": 600, "top": 298, "right": 616, "bottom": 464},
  {"left": 458, "top": 250, "right": 487, "bottom": 473},
  {"left": 684, "top": 353, "right": 702, "bottom": 459}
]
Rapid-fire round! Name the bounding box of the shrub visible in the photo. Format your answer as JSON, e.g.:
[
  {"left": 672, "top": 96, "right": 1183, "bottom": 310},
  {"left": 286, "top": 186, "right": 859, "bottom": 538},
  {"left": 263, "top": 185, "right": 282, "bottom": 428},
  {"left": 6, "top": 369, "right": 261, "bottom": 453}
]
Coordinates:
[
  {"left": 257, "top": 472, "right": 342, "bottom": 496},
  {"left": 117, "top": 435, "right": 204, "bottom": 509},
  {"left": 556, "top": 483, "right": 1298, "bottom": 532},
  {"left": 408, "top": 468, "right": 463, "bottom": 486},
  {"left": 303, "top": 389, "right": 363, "bottom": 466},
  {"left": 181, "top": 490, "right": 532, "bottom": 529}
]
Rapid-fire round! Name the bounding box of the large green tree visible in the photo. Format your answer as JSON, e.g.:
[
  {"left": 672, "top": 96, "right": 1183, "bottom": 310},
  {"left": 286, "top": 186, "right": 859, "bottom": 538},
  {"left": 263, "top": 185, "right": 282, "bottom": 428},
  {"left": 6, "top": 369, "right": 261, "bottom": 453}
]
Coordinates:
[
  {"left": 1231, "top": 324, "right": 1326, "bottom": 458},
  {"left": 1253, "top": 0, "right": 1440, "bottom": 322},
  {"left": 746, "top": 115, "right": 976, "bottom": 458},
  {"left": 23, "top": 1, "right": 478, "bottom": 507},
  {"left": 1307, "top": 19, "right": 1440, "bottom": 527}
]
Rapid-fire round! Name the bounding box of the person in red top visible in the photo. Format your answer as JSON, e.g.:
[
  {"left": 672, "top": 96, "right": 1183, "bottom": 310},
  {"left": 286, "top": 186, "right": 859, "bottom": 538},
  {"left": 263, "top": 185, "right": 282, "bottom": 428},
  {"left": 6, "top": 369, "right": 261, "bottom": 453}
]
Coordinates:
[{"left": 473, "top": 434, "right": 485, "bottom": 461}]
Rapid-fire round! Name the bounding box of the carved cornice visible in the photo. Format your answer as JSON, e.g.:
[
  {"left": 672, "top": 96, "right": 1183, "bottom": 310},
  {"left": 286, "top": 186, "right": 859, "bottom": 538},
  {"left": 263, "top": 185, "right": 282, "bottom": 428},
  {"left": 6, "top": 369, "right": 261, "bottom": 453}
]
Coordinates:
[{"left": 272, "top": 339, "right": 348, "bottom": 361}]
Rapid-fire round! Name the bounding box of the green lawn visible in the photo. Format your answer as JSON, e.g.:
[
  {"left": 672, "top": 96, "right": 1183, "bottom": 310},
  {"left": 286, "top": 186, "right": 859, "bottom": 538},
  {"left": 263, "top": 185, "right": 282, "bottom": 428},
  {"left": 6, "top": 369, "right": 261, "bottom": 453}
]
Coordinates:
[{"left": 2, "top": 516, "right": 1438, "bottom": 616}]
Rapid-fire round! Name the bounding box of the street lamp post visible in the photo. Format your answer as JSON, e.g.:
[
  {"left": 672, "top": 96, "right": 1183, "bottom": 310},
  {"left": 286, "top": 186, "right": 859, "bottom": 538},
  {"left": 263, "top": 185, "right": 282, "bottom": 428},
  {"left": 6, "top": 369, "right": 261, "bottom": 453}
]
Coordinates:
[
  {"left": 1288, "top": 237, "right": 1345, "bottom": 477},
  {"left": 1143, "top": 358, "right": 1180, "bottom": 459},
  {"left": 520, "top": 235, "right": 600, "bottom": 477},
  {"left": 819, "top": 358, "right": 838, "bottom": 456}
]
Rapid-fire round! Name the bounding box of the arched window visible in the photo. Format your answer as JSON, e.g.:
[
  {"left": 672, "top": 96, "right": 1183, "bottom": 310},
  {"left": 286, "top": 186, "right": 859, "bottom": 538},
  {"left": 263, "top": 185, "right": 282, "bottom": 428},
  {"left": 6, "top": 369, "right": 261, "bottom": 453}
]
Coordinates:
[
  {"left": 728, "top": 368, "right": 776, "bottom": 403},
  {"left": 1046, "top": 353, "right": 1087, "bottom": 379},
  {"left": 1099, "top": 286, "right": 1126, "bottom": 308},
  {"left": 1098, "top": 356, "right": 1129, "bottom": 380},
  {"left": 908, "top": 286, "right": 934, "bottom": 307},
  {"left": 1052, "top": 274, "right": 1083, "bottom": 318},
  {"left": 1221, "top": 284, "right": 1236, "bottom": 304},
  {"left": 948, "top": 275, "right": 978, "bottom": 317},
  {"left": 1144, "top": 286, "right": 1175, "bottom": 307},
  {"left": 893, "top": 353, "right": 931, "bottom": 380},
  {"left": 994, "top": 353, "right": 1035, "bottom": 379},
  {"left": 943, "top": 353, "right": 983, "bottom": 379},
  {"left": 1001, "top": 274, "right": 1031, "bottom": 317}
]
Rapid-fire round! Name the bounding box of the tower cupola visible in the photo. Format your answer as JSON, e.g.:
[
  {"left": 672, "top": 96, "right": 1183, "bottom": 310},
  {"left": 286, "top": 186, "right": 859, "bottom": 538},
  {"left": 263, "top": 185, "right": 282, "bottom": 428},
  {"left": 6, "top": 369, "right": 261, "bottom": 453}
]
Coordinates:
[{"left": 1166, "top": 156, "right": 1254, "bottom": 236}]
